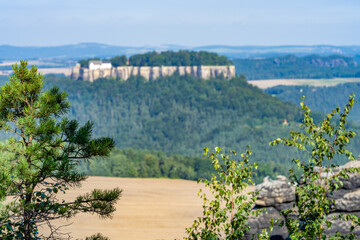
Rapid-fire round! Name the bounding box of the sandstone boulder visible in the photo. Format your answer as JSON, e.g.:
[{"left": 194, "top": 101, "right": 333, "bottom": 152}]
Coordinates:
[
  {"left": 334, "top": 189, "right": 360, "bottom": 212},
  {"left": 324, "top": 212, "right": 360, "bottom": 238},
  {"left": 255, "top": 176, "right": 295, "bottom": 207},
  {"left": 247, "top": 161, "right": 360, "bottom": 239}
]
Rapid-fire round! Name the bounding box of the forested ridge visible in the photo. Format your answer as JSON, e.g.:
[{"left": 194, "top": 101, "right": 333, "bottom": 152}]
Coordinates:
[
  {"left": 41, "top": 74, "right": 360, "bottom": 182},
  {"left": 234, "top": 54, "right": 360, "bottom": 80},
  {"left": 44, "top": 74, "right": 302, "bottom": 154}
]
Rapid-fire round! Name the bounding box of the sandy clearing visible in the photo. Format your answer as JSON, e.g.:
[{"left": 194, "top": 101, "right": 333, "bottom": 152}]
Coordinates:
[
  {"left": 0, "top": 60, "right": 72, "bottom": 76},
  {"left": 0, "top": 60, "right": 46, "bottom": 66},
  {"left": 248, "top": 78, "right": 360, "bottom": 89},
  {"left": 0, "top": 68, "right": 72, "bottom": 76},
  {"left": 37, "top": 67, "right": 72, "bottom": 76}
]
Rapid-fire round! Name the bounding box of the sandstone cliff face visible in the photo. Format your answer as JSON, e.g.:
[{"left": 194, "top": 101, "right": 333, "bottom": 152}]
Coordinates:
[
  {"left": 71, "top": 65, "right": 81, "bottom": 80},
  {"left": 245, "top": 162, "right": 360, "bottom": 240},
  {"left": 71, "top": 65, "right": 236, "bottom": 82}
]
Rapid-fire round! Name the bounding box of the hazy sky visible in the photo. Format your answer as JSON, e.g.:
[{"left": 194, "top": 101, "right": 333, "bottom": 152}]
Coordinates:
[{"left": 1, "top": 0, "right": 359, "bottom": 46}]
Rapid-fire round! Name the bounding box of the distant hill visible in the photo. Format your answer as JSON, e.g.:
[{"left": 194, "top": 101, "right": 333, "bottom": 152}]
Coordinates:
[
  {"left": 41, "top": 74, "right": 360, "bottom": 181},
  {"left": 234, "top": 55, "right": 360, "bottom": 80},
  {"left": 195, "top": 45, "right": 360, "bottom": 59},
  {"left": 2, "top": 71, "right": 360, "bottom": 181},
  {"left": 2, "top": 43, "right": 360, "bottom": 60},
  {"left": 0, "top": 43, "right": 131, "bottom": 60},
  {"left": 44, "top": 75, "right": 301, "bottom": 154}
]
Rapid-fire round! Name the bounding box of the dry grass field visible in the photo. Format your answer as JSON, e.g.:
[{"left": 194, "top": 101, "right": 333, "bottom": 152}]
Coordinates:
[
  {"left": 41, "top": 176, "right": 255, "bottom": 240},
  {"left": 248, "top": 78, "right": 360, "bottom": 89},
  {"left": 44, "top": 177, "right": 208, "bottom": 240},
  {"left": 37, "top": 67, "right": 72, "bottom": 76},
  {"left": 0, "top": 60, "right": 72, "bottom": 76}
]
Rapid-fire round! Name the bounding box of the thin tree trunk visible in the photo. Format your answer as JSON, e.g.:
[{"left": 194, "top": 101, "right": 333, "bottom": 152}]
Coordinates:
[{"left": 24, "top": 190, "right": 33, "bottom": 240}]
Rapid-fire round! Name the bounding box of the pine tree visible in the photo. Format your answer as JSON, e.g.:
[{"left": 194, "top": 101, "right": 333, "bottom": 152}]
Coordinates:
[{"left": 0, "top": 61, "right": 121, "bottom": 239}]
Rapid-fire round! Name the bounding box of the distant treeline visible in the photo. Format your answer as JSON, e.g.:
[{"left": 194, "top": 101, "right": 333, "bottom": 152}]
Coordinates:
[
  {"left": 78, "top": 50, "right": 233, "bottom": 67},
  {"left": 78, "top": 148, "right": 213, "bottom": 180},
  {"left": 234, "top": 55, "right": 360, "bottom": 80},
  {"left": 78, "top": 148, "right": 292, "bottom": 183}
]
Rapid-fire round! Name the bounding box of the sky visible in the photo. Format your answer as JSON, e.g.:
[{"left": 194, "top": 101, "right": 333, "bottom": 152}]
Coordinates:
[{"left": 1, "top": 0, "right": 360, "bottom": 47}]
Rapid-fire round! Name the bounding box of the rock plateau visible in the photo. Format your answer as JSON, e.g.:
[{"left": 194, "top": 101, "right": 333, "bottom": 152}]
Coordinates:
[{"left": 71, "top": 65, "right": 236, "bottom": 82}]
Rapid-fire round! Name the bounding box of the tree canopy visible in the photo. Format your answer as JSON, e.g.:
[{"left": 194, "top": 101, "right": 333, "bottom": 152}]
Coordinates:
[{"left": 128, "top": 50, "right": 232, "bottom": 66}]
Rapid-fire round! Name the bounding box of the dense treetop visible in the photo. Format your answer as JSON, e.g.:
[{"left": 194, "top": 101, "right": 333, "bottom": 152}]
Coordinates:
[
  {"left": 78, "top": 50, "right": 233, "bottom": 67},
  {"left": 128, "top": 51, "right": 232, "bottom": 66}
]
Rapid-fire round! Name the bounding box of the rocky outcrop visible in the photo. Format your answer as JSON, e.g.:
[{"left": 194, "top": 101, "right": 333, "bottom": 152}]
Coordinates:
[
  {"left": 309, "top": 58, "right": 357, "bottom": 67},
  {"left": 245, "top": 176, "right": 294, "bottom": 239},
  {"left": 71, "top": 65, "right": 236, "bottom": 82},
  {"left": 255, "top": 176, "right": 295, "bottom": 207},
  {"left": 246, "top": 161, "right": 360, "bottom": 240}
]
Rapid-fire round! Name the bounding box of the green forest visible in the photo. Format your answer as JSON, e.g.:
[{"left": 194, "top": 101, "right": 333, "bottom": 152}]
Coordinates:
[
  {"left": 41, "top": 74, "right": 360, "bottom": 182},
  {"left": 266, "top": 82, "right": 360, "bottom": 124},
  {"left": 234, "top": 54, "right": 360, "bottom": 80},
  {"left": 78, "top": 50, "right": 232, "bottom": 67},
  {"left": 3, "top": 53, "right": 360, "bottom": 182}
]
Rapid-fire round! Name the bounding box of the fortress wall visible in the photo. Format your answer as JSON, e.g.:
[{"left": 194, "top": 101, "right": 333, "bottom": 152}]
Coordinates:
[{"left": 71, "top": 65, "right": 236, "bottom": 81}]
